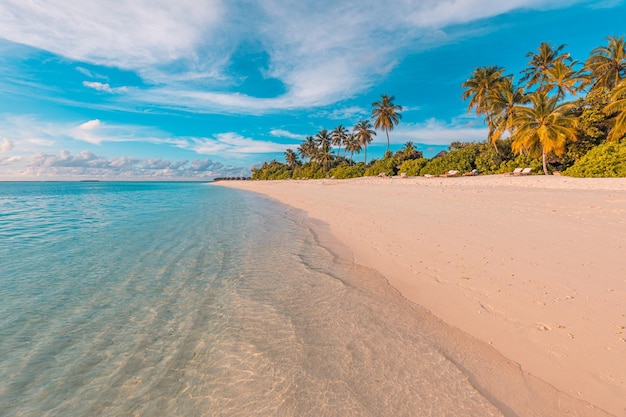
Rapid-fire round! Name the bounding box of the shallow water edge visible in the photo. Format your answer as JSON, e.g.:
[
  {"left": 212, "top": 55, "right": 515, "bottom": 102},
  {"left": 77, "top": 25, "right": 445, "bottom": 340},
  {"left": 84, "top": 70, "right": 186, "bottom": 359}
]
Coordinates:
[{"left": 225, "top": 184, "right": 614, "bottom": 417}]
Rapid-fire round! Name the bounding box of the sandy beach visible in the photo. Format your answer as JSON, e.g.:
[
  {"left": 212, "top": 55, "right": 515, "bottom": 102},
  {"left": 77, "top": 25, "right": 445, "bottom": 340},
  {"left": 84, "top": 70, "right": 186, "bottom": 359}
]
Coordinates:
[{"left": 216, "top": 175, "right": 626, "bottom": 417}]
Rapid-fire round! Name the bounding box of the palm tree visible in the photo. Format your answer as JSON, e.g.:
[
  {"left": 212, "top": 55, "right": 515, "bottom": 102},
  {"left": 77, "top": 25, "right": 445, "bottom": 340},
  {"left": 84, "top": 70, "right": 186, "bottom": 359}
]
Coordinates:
[
  {"left": 520, "top": 42, "right": 570, "bottom": 92},
  {"left": 585, "top": 35, "right": 626, "bottom": 92},
  {"left": 284, "top": 148, "right": 300, "bottom": 169},
  {"left": 353, "top": 119, "right": 376, "bottom": 163},
  {"left": 544, "top": 60, "right": 584, "bottom": 100},
  {"left": 371, "top": 94, "right": 402, "bottom": 152},
  {"left": 399, "top": 141, "right": 421, "bottom": 159},
  {"left": 298, "top": 136, "right": 317, "bottom": 162},
  {"left": 344, "top": 133, "right": 362, "bottom": 164},
  {"left": 316, "top": 135, "right": 334, "bottom": 171},
  {"left": 331, "top": 125, "right": 349, "bottom": 156},
  {"left": 488, "top": 77, "right": 528, "bottom": 143},
  {"left": 604, "top": 79, "right": 626, "bottom": 142},
  {"left": 462, "top": 66, "right": 507, "bottom": 150},
  {"left": 314, "top": 129, "right": 332, "bottom": 149},
  {"left": 510, "top": 92, "right": 578, "bottom": 175}
]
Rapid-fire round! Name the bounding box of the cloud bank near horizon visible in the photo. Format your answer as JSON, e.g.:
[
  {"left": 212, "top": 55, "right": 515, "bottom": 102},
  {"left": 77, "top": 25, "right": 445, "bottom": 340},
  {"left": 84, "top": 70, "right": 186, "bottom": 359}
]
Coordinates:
[{"left": 0, "top": 149, "right": 247, "bottom": 180}]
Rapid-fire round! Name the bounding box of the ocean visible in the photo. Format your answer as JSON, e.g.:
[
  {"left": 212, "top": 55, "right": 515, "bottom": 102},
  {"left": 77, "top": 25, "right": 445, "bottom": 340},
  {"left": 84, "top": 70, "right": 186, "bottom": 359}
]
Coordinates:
[{"left": 0, "top": 182, "right": 503, "bottom": 416}]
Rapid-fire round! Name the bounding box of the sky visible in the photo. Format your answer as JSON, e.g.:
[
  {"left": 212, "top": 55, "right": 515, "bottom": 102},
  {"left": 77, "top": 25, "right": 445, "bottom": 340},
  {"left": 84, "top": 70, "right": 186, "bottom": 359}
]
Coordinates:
[{"left": 0, "top": 0, "right": 625, "bottom": 180}]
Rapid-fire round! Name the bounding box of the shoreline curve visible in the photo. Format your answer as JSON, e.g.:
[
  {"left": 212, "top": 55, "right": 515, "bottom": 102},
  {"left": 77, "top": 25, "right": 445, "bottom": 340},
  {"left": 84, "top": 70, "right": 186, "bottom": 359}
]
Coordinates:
[{"left": 214, "top": 175, "right": 626, "bottom": 417}]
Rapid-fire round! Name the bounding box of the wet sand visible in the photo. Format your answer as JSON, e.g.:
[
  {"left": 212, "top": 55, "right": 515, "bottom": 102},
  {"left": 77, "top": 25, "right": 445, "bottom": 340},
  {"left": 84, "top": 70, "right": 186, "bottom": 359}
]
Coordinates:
[{"left": 216, "top": 175, "right": 626, "bottom": 417}]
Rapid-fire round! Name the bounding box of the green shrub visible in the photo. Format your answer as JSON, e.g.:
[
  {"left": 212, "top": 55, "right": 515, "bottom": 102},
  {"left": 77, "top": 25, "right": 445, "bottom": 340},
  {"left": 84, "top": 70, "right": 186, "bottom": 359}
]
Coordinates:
[
  {"left": 330, "top": 164, "right": 366, "bottom": 179},
  {"left": 364, "top": 156, "right": 400, "bottom": 177},
  {"left": 251, "top": 160, "right": 292, "bottom": 180},
  {"left": 398, "top": 158, "right": 428, "bottom": 176},
  {"left": 292, "top": 162, "right": 327, "bottom": 179},
  {"left": 564, "top": 141, "right": 626, "bottom": 177},
  {"left": 497, "top": 154, "right": 542, "bottom": 174},
  {"left": 473, "top": 140, "right": 513, "bottom": 174},
  {"left": 420, "top": 146, "right": 478, "bottom": 176}
]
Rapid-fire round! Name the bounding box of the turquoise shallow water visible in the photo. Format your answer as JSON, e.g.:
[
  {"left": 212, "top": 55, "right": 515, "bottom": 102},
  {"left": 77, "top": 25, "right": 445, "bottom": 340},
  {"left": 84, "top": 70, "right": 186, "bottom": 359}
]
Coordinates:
[{"left": 0, "top": 182, "right": 503, "bottom": 417}]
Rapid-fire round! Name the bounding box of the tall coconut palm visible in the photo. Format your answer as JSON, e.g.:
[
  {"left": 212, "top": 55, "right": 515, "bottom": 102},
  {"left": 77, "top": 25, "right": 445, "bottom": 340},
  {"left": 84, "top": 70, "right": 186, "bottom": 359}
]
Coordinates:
[
  {"left": 510, "top": 92, "right": 578, "bottom": 175},
  {"left": 284, "top": 148, "right": 300, "bottom": 169},
  {"left": 371, "top": 94, "right": 402, "bottom": 152},
  {"left": 314, "top": 129, "right": 332, "bottom": 149},
  {"left": 604, "top": 79, "right": 626, "bottom": 142},
  {"left": 353, "top": 119, "right": 376, "bottom": 163},
  {"left": 543, "top": 60, "right": 585, "bottom": 100},
  {"left": 298, "top": 136, "right": 316, "bottom": 162},
  {"left": 316, "top": 135, "right": 334, "bottom": 171},
  {"left": 520, "top": 42, "right": 570, "bottom": 92},
  {"left": 488, "top": 77, "right": 528, "bottom": 143},
  {"left": 331, "top": 125, "right": 349, "bottom": 156},
  {"left": 344, "top": 133, "right": 362, "bottom": 164},
  {"left": 462, "top": 66, "right": 507, "bottom": 150},
  {"left": 585, "top": 35, "right": 626, "bottom": 92}
]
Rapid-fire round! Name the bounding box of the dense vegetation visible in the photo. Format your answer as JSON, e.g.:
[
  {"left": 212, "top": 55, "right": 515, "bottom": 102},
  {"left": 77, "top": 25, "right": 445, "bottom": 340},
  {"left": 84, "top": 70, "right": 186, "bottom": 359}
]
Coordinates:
[{"left": 252, "top": 36, "right": 626, "bottom": 180}]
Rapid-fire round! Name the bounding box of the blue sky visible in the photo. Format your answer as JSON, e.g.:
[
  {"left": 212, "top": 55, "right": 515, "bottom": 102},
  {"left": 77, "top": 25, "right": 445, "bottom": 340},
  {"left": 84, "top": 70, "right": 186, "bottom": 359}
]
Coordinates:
[{"left": 0, "top": 0, "right": 624, "bottom": 180}]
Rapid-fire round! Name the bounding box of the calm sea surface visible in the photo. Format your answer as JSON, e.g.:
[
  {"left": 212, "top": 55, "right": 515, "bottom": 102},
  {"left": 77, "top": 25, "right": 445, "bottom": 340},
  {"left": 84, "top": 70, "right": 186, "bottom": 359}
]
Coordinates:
[{"left": 0, "top": 182, "right": 503, "bottom": 416}]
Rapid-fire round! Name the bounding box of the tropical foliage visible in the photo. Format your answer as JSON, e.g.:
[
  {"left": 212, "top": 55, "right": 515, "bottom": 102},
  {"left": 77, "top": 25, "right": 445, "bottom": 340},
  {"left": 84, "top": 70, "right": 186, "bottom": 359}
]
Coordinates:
[
  {"left": 520, "top": 42, "right": 571, "bottom": 92},
  {"left": 344, "top": 133, "right": 362, "bottom": 164},
  {"left": 398, "top": 158, "right": 429, "bottom": 176},
  {"left": 331, "top": 125, "right": 349, "bottom": 156},
  {"left": 353, "top": 119, "right": 376, "bottom": 163},
  {"left": 364, "top": 152, "right": 399, "bottom": 177},
  {"left": 251, "top": 35, "right": 626, "bottom": 180},
  {"left": 509, "top": 92, "right": 578, "bottom": 175},
  {"left": 371, "top": 94, "right": 402, "bottom": 152},
  {"left": 564, "top": 141, "right": 626, "bottom": 177},
  {"left": 604, "top": 79, "right": 626, "bottom": 142},
  {"left": 330, "top": 163, "right": 366, "bottom": 179},
  {"left": 585, "top": 35, "right": 626, "bottom": 91},
  {"left": 419, "top": 143, "right": 479, "bottom": 176},
  {"left": 462, "top": 66, "right": 507, "bottom": 149}
]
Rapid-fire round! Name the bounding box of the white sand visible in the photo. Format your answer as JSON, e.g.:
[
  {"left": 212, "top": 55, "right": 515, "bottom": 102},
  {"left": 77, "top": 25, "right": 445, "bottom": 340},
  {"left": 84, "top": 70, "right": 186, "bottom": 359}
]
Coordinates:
[{"left": 216, "top": 175, "right": 626, "bottom": 416}]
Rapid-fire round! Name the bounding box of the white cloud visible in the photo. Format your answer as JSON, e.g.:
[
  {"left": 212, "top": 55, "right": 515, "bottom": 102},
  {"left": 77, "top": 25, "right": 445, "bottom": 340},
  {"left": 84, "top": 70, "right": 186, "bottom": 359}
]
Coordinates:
[
  {"left": 0, "top": 0, "right": 593, "bottom": 113},
  {"left": 405, "top": 0, "right": 571, "bottom": 27},
  {"left": 269, "top": 129, "right": 304, "bottom": 140},
  {"left": 27, "top": 138, "right": 56, "bottom": 147},
  {"left": 1, "top": 138, "right": 15, "bottom": 152},
  {"left": 0, "top": 0, "right": 225, "bottom": 69},
  {"left": 316, "top": 106, "right": 369, "bottom": 121},
  {"left": 0, "top": 115, "right": 287, "bottom": 162},
  {"left": 0, "top": 115, "right": 169, "bottom": 149},
  {"left": 0, "top": 155, "right": 22, "bottom": 165},
  {"left": 21, "top": 150, "right": 247, "bottom": 179},
  {"left": 75, "top": 66, "right": 107, "bottom": 79},
  {"left": 394, "top": 117, "right": 488, "bottom": 145},
  {"left": 78, "top": 119, "right": 101, "bottom": 130},
  {"left": 182, "top": 133, "right": 290, "bottom": 156},
  {"left": 82, "top": 81, "right": 129, "bottom": 93},
  {"left": 71, "top": 119, "right": 167, "bottom": 145},
  {"left": 0, "top": 116, "right": 61, "bottom": 151}
]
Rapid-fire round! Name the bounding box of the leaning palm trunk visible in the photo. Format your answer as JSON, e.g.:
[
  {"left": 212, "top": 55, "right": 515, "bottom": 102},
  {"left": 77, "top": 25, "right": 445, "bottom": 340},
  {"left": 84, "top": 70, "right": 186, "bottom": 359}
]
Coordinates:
[{"left": 486, "top": 113, "right": 500, "bottom": 153}]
